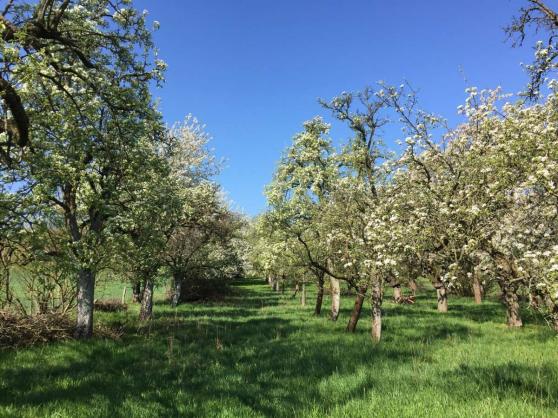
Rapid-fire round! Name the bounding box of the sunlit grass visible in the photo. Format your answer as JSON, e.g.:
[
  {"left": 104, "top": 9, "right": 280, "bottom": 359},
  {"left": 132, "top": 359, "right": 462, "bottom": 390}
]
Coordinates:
[{"left": 0, "top": 280, "right": 556, "bottom": 417}]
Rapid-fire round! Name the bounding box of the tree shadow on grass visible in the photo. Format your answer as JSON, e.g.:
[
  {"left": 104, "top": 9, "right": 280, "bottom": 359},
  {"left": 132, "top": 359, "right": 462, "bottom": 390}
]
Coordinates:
[
  {"left": 0, "top": 313, "right": 411, "bottom": 417},
  {"left": 0, "top": 280, "right": 556, "bottom": 417},
  {"left": 444, "top": 362, "right": 558, "bottom": 409}
]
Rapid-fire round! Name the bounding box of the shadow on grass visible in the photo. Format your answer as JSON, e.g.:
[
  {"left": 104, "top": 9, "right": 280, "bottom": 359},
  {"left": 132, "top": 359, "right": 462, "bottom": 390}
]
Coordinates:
[
  {"left": 0, "top": 279, "right": 556, "bottom": 417},
  {"left": 447, "top": 362, "right": 558, "bottom": 408}
]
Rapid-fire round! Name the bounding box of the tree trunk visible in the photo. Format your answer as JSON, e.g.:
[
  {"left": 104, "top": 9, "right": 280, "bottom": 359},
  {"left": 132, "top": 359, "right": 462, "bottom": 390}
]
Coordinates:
[
  {"left": 292, "top": 283, "right": 300, "bottom": 298},
  {"left": 434, "top": 281, "right": 448, "bottom": 313},
  {"left": 132, "top": 281, "right": 142, "bottom": 303},
  {"left": 543, "top": 296, "right": 558, "bottom": 332},
  {"left": 314, "top": 274, "right": 324, "bottom": 315},
  {"left": 4, "top": 269, "right": 12, "bottom": 306},
  {"left": 346, "top": 286, "right": 367, "bottom": 332},
  {"left": 498, "top": 280, "right": 522, "bottom": 327},
  {"left": 473, "top": 274, "right": 482, "bottom": 305},
  {"left": 75, "top": 269, "right": 95, "bottom": 339},
  {"left": 409, "top": 278, "right": 417, "bottom": 296},
  {"left": 171, "top": 273, "right": 183, "bottom": 308},
  {"left": 37, "top": 298, "right": 49, "bottom": 314},
  {"left": 393, "top": 284, "right": 402, "bottom": 302},
  {"left": 370, "top": 279, "right": 382, "bottom": 342},
  {"left": 139, "top": 278, "right": 154, "bottom": 321},
  {"left": 330, "top": 277, "right": 340, "bottom": 321},
  {"left": 301, "top": 282, "right": 306, "bottom": 306}
]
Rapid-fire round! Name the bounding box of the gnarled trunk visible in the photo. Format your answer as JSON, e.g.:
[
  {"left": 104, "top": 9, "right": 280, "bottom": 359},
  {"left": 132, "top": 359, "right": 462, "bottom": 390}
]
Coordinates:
[
  {"left": 75, "top": 269, "right": 95, "bottom": 339},
  {"left": 473, "top": 274, "right": 482, "bottom": 305},
  {"left": 370, "top": 279, "right": 382, "bottom": 342},
  {"left": 171, "top": 273, "right": 183, "bottom": 307},
  {"left": 314, "top": 274, "right": 324, "bottom": 315},
  {"left": 139, "top": 278, "right": 154, "bottom": 321},
  {"left": 434, "top": 281, "right": 448, "bottom": 313},
  {"left": 499, "top": 280, "right": 522, "bottom": 327},
  {"left": 346, "top": 285, "right": 367, "bottom": 332},
  {"left": 330, "top": 277, "right": 340, "bottom": 321}
]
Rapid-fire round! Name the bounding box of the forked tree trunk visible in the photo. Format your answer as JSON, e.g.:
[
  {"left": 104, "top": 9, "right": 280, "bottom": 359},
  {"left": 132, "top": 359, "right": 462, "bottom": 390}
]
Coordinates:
[
  {"left": 370, "top": 279, "right": 382, "bottom": 342},
  {"left": 498, "top": 280, "right": 522, "bottom": 327},
  {"left": 346, "top": 285, "right": 367, "bottom": 332},
  {"left": 75, "top": 269, "right": 95, "bottom": 339},
  {"left": 330, "top": 277, "right": 341, "bottom": 321},
  {"left": 408, "top": 278, "right": 417, "bottom": 296},
  {"left": 301, "top": 282, "right": 306, "bottom": 306},
  {"left": 434, "top": 281, "right": 448, "bottom": 313},
  {"left": 171, "top": 273, "right": 183, "bottom": 307},
  {"left": 473, "top": 274, "right": 482, "bottom": 305},
  {"left": 314, "top": 274, "right": 324, "bottom": 315},
  {"left": 132, "top": 281, "right": 142, "bottom": 303},
  {"left": 139, "top": 278, "right": 154, "bottom": 321}
]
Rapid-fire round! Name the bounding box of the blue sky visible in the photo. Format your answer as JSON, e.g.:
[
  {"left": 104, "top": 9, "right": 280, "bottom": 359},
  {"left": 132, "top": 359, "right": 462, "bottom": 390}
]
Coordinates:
[{"left": 135, "top": 0, "right": 533, "bottom": 216}]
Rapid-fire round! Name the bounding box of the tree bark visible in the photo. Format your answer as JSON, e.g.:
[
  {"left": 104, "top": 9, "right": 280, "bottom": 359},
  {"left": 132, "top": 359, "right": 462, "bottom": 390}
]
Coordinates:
[
  {"left": 75, "top": 268, "right": 95, "bottom": 339},
  {"left": 393, "top": 284, "right": 402, "bottom": 302},
  {"left": 292, "top": 283, "right": 300, "bottom": 298},
  {"left": 330, "top": 277, "right": 340, "bottom": 321},
  {"left": 132, "top": 281, "right": 142, "bottom": 303},
  {"left": 434, "top": 281, "right": 448, "bottom": 313},
  {"left": 473, "top": 274, "right": 482, "bottom": 305},
  {"left": 543, "top": 296, "right": 558, "bottom": 332},
  {"left": 498, "top": 281, "right": 522, "bottom": 327},
  {"left": 408, "top": 278, "right": 417, "bottom": 296},
  {"left": 139, "top": 278, "right": 154, "bottom": 321},
  {"left": 346, "top": 286, "right": 367, "bottom": 332},
  {"left": 171, "top": 272, "right": 183, "bottom": 307},
  {"left": 301, "top": 282, "right": 306, "bottom": 306},
  {"left": 314, "top": 274, "right": 324, "bottom": 315},
  {"left": 370, "top": 279, "right": 382, "bottom": 343}
]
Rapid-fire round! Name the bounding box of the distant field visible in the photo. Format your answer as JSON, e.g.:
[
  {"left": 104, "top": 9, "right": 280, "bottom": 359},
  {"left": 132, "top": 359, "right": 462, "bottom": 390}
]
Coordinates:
[
  {"left": 5, "top": 269, "right": 169, "bottom": 313},
  {"left": 0, "top": 280, "right": 556, "bottom": 418}
]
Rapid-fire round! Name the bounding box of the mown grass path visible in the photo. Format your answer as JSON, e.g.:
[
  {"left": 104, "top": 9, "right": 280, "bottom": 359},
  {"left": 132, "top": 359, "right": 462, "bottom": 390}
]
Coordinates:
[{"left": 1, "top": 279, "right": 557, "bottom": 417}]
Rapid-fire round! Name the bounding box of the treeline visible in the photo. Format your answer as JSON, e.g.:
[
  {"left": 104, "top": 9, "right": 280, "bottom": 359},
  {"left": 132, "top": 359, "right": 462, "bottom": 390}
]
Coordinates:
[
  {"left": 0, "top": 0, "right": 244, "bottom": 339},
  {"left": 248, "top": 1, "right": 558, "bottom": 341}
]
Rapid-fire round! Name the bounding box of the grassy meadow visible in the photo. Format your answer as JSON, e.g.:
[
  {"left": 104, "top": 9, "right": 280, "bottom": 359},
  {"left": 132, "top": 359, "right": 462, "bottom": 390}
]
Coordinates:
[{"left": 0, "top": 279, "right": 557, "bottom": 418}]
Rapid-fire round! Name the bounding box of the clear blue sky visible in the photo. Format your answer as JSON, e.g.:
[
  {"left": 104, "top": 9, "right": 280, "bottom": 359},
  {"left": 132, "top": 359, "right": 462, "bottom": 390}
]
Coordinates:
[{"left": 135, "top": 0, "right": 532, "bottom": 216}]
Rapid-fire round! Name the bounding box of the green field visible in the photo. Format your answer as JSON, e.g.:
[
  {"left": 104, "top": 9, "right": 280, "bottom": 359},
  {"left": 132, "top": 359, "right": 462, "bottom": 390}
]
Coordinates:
[{"left": 1, "top": 280, "right": 557, "bottom": 418}]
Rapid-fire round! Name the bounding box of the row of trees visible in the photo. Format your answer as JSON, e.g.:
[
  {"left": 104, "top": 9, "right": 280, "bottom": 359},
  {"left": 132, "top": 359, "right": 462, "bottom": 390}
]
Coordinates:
[
  {"left": 250, "top": 0, "right": 558, "bottom": 341},
  {"left": 252, "top": 83, "right": 558, "bottom": 341},
  {"left": 0, "top": 0, "right": 244, "bottom": 339}
]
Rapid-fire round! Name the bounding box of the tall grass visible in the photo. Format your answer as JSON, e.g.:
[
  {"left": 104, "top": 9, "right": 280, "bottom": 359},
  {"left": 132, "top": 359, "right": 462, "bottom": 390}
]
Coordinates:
[{"left": 0, "top": 280, "right": 556, "bottom": 417}]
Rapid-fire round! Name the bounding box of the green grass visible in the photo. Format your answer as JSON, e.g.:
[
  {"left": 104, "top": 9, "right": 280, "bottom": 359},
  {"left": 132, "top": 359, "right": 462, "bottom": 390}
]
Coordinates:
[{"left": 1, "top": 280, "right": 557, "bottom": 418}]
